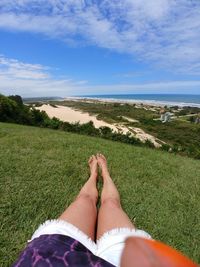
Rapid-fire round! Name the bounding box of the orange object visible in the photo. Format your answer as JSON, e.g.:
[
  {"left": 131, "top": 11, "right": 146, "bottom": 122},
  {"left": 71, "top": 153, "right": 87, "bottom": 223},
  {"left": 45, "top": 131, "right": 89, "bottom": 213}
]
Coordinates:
[
  {"left": 121, "top": 237, "right": 199, "bottom": 267},
  {"left": 142, "top": 238, "right": 198, "bottom": 267}
]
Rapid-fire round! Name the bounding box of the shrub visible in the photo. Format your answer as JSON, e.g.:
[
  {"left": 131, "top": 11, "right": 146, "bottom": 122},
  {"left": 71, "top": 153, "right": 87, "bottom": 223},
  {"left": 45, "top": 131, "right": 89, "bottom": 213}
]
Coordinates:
[
  {"left": 0, "top": 94, "right": 20, "bottom": 122},
  {"left": 161, "top": 144, "right": 171, "bottom": 151},
  {"left": 79, "top": 121, "right": 99, "bottom": 136},
  {"left": 145, "top": 139, "right": 155, "bottom": 148},
  {"left": 99, "top": 126, "right": 113, "bottom": 137},
  {"left": 44, "top": 117, "right": 62, "bottom": 129},
  {"left": 8, "top": 95, "right": 23, "bottom": 106},
  {"left": 189, "top": 116, "right": 196, "bottom": 123},
  {"left": 31, "top": 109, "right": 49, "bottom": 126},
  {"left": 60, "top": 121, "right": 75, "bottom": 132}
]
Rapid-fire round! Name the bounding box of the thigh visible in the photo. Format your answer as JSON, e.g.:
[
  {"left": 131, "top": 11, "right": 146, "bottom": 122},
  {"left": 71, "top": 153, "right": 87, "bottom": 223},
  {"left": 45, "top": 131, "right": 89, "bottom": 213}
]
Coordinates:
[
  {"left": 59, "top": 194, "right": 97, "bottom": 241},
  {"left": 97, "top": 198, "right": 135, "bottom": 240}
]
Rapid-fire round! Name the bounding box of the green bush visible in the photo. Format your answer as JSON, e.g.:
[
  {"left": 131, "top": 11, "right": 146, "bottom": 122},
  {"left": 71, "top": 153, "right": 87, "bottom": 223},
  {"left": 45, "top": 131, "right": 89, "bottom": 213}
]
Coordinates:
[
  {"left": 0, "top": 94, "right": 49, "bottom": 126},
  {"left": 189, "top": 116, "right": 196, "bottom": 123},
  {"left": 0, "top": 94, "right": 19, "bottom": 122},
  {"left": 44, "top": 117, "right": 62, "bottom": 129},
  {"left": 161, "top": 143, "right": 171, "bottom": 152},
  {"left": 30, "top": 109, "right": 49, "bottom": 126},
  {"left": 79, "top": 121, "right": 99, "bottom": 136},
  {"left": 8, "top": 95, "right": 23, "bottom": 106},
  {"left": 99, "top": 126, "right": 113, "bottom": 137},
  {"left": 145, "top": 139, "right": 155, "bottom": 148}
]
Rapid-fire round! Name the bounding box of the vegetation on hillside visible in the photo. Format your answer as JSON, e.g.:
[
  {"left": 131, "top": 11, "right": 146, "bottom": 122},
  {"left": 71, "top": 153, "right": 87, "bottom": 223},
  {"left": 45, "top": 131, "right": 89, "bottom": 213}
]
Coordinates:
[
  {"left": 49, "top": 100, "right": 158, "bottom": 123},
  {"left": 0, "top": 94, "right": 157, "bottom": 150},
  {"left": 1, "top": 94, "right": 200, "bottom": 159},
  {"left": 49, "top": 100, "right": 200, "bottom": 159},
  {"left": 0, "top": 123, "right": 199, "bottom": 266}
]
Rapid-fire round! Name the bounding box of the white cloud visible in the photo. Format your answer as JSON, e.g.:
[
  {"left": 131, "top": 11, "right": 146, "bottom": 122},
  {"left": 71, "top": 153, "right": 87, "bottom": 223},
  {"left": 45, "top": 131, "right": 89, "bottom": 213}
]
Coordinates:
[
  {"left": 0, "top": 55, "right": 50, "bottom": 79},
  {"left": 0, "top": 55, "right": 200, "bottom": 97},
  {"left": 0, "top": 55, "right": 88, "bottom": 97},
  {"left": 0, "top": 1, "right": 200, "bottom": 74}
]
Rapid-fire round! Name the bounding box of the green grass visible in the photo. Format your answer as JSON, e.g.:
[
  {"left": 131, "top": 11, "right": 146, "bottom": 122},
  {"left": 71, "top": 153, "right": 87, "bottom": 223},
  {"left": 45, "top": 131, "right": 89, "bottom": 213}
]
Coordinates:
[
  {"left": 140, "top": 120, "right": 200, "bottom": 151},
  {"left": 0, "top": 122, "right": 200, "bottom": 266}
]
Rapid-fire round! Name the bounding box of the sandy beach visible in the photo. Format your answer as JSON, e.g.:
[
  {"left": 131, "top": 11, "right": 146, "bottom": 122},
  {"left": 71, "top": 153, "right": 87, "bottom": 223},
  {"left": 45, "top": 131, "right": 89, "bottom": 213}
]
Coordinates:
[{"left": 36, "top": 104, "right": 163, "bottom": 147}]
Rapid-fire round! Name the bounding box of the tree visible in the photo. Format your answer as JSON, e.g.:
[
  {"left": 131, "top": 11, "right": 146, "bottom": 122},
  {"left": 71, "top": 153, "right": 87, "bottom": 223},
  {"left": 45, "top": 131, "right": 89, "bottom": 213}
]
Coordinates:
[
  {"left": 0, "top": 94, "right": 19, "bottom": 122},
  {"left": 8, "top": 95, "right": 23, "bottom": 106}
]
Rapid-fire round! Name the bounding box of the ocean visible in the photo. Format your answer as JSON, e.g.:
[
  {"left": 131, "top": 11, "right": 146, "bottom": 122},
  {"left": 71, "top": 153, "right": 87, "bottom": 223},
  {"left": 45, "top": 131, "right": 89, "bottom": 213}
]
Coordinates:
[{"left": 80, "top": 94, "right": 200, "bottom": 107}]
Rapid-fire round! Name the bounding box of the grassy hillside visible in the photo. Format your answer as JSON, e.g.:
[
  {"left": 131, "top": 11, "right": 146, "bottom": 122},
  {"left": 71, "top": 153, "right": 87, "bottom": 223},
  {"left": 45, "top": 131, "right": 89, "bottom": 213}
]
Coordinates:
[{"left": 0, "top": 122, "right": 200, "bottom": 266}]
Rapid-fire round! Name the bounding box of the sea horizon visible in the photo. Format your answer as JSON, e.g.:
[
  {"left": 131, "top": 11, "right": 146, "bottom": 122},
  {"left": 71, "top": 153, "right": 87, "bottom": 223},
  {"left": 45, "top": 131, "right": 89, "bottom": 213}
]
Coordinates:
[{"left": 76, "top": 94, "right": 200, "bottom": 107}]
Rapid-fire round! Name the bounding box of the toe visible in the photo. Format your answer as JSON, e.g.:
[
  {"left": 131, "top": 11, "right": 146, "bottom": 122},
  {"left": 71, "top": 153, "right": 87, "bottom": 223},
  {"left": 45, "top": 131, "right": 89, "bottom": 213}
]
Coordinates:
[
  {"left": 100, "top": 153, "right": 106, "bottom": 160},
  {"left": 92, "top": 155, "right": 97, "bottom": 162},
  {"left": 88, "top": 156, "right": 93, "bottom": 163}
]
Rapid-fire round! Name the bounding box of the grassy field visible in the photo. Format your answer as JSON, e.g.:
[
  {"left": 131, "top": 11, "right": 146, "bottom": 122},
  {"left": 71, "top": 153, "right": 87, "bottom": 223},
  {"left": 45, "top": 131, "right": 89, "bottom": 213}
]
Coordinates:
[{"left": 0, "top": 122, "right": 200, "bottom": 266}]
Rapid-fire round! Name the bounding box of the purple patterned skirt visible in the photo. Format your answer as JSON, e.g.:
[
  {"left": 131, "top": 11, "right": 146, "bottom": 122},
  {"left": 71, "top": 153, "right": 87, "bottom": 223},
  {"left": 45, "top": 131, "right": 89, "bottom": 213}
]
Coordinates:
[{"left": 12, "top": 234, "right": 115, "bottom": 267}]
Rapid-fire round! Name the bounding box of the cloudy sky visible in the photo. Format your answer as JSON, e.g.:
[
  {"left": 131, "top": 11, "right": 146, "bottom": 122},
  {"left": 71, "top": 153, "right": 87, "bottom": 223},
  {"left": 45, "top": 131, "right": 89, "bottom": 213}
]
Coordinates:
[{"left": 0, "top": 0, "right": 200, "bottom": 97}]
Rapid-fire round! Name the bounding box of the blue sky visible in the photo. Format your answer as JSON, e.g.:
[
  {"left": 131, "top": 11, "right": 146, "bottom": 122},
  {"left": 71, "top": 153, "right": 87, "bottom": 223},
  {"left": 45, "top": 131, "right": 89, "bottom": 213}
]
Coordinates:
[{"left": 0, "top": 0, "right": 200, "bottom": 97}]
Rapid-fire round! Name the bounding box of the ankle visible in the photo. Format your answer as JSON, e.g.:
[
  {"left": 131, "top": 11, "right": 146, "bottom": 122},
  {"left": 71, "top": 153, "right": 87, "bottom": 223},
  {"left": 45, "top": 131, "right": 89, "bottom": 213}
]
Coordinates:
[
  {"left": 102, "top": 169, "right": 111, "bottom": 179},
  {"left": 89, "top": 172, "right": 98, "bottom": 180}
]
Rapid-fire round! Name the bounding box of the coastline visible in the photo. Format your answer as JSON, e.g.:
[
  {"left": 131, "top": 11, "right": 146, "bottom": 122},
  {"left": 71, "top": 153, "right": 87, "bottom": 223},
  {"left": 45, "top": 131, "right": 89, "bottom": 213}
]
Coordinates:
[{"left": 64, "top": 96, "right": 200, "bottom": 108}]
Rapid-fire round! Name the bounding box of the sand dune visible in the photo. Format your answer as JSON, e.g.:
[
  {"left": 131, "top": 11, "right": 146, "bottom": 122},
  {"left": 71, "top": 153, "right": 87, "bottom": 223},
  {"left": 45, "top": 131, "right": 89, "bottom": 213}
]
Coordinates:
[
  {"left": 36, "top": 104, "right": 117, "bottom": 131},
  {"left": 36, "top": 104, "right": 163, "bottom": 147}
]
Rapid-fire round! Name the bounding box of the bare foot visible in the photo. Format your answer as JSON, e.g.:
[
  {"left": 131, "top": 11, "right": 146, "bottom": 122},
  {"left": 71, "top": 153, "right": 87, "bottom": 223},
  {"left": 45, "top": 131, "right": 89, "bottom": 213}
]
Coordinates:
[
  {"left": 88, "top": 155, "right": 98, "bottom": 178},
  {"left": 96, "top": 153, "right": 110, "bottom": 179}
]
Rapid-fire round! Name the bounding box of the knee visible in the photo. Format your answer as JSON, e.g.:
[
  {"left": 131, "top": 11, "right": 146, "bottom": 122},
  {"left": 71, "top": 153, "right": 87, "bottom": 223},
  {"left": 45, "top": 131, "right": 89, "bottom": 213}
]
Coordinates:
[
  {"left": 101, "top": 197, "right": 121, "bottom": 209},
  {"left": 77, "top": 192, "right": 98, "bottom": 206}
]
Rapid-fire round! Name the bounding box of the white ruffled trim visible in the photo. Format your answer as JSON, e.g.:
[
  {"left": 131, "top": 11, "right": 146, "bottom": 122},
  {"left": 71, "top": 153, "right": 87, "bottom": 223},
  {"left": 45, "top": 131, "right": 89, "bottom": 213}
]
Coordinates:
[
  {"left": 96, "top": 227, "right": 152, "bottom": 254},
  {"left": 97, "top": 227, "right": 152, "bottom": 243},
  {"left": 96, "top": 227, "right": 152, "bottom": 266},
  {"left": 29, "top": 220, "right": 152, "bottom": 267},
  {"left": 30, "top": 219, "right": 97, "bottom": 253}
]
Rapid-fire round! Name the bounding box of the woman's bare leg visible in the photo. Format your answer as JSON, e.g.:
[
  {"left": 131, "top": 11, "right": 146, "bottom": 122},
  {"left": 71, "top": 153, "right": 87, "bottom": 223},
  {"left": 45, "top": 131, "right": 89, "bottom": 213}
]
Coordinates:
[
  {"left": 59, "top": 155, "right": 98, "bottom": 241},
  {"left": 96, "top": 154, "right": 135, "bottom": 240}
]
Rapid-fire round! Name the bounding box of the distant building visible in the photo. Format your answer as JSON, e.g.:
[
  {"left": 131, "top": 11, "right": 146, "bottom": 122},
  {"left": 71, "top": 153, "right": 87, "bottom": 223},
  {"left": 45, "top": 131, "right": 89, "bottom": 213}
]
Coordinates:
[{"left": 160, "top": 112, "right": 172, "bottom": 123}]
